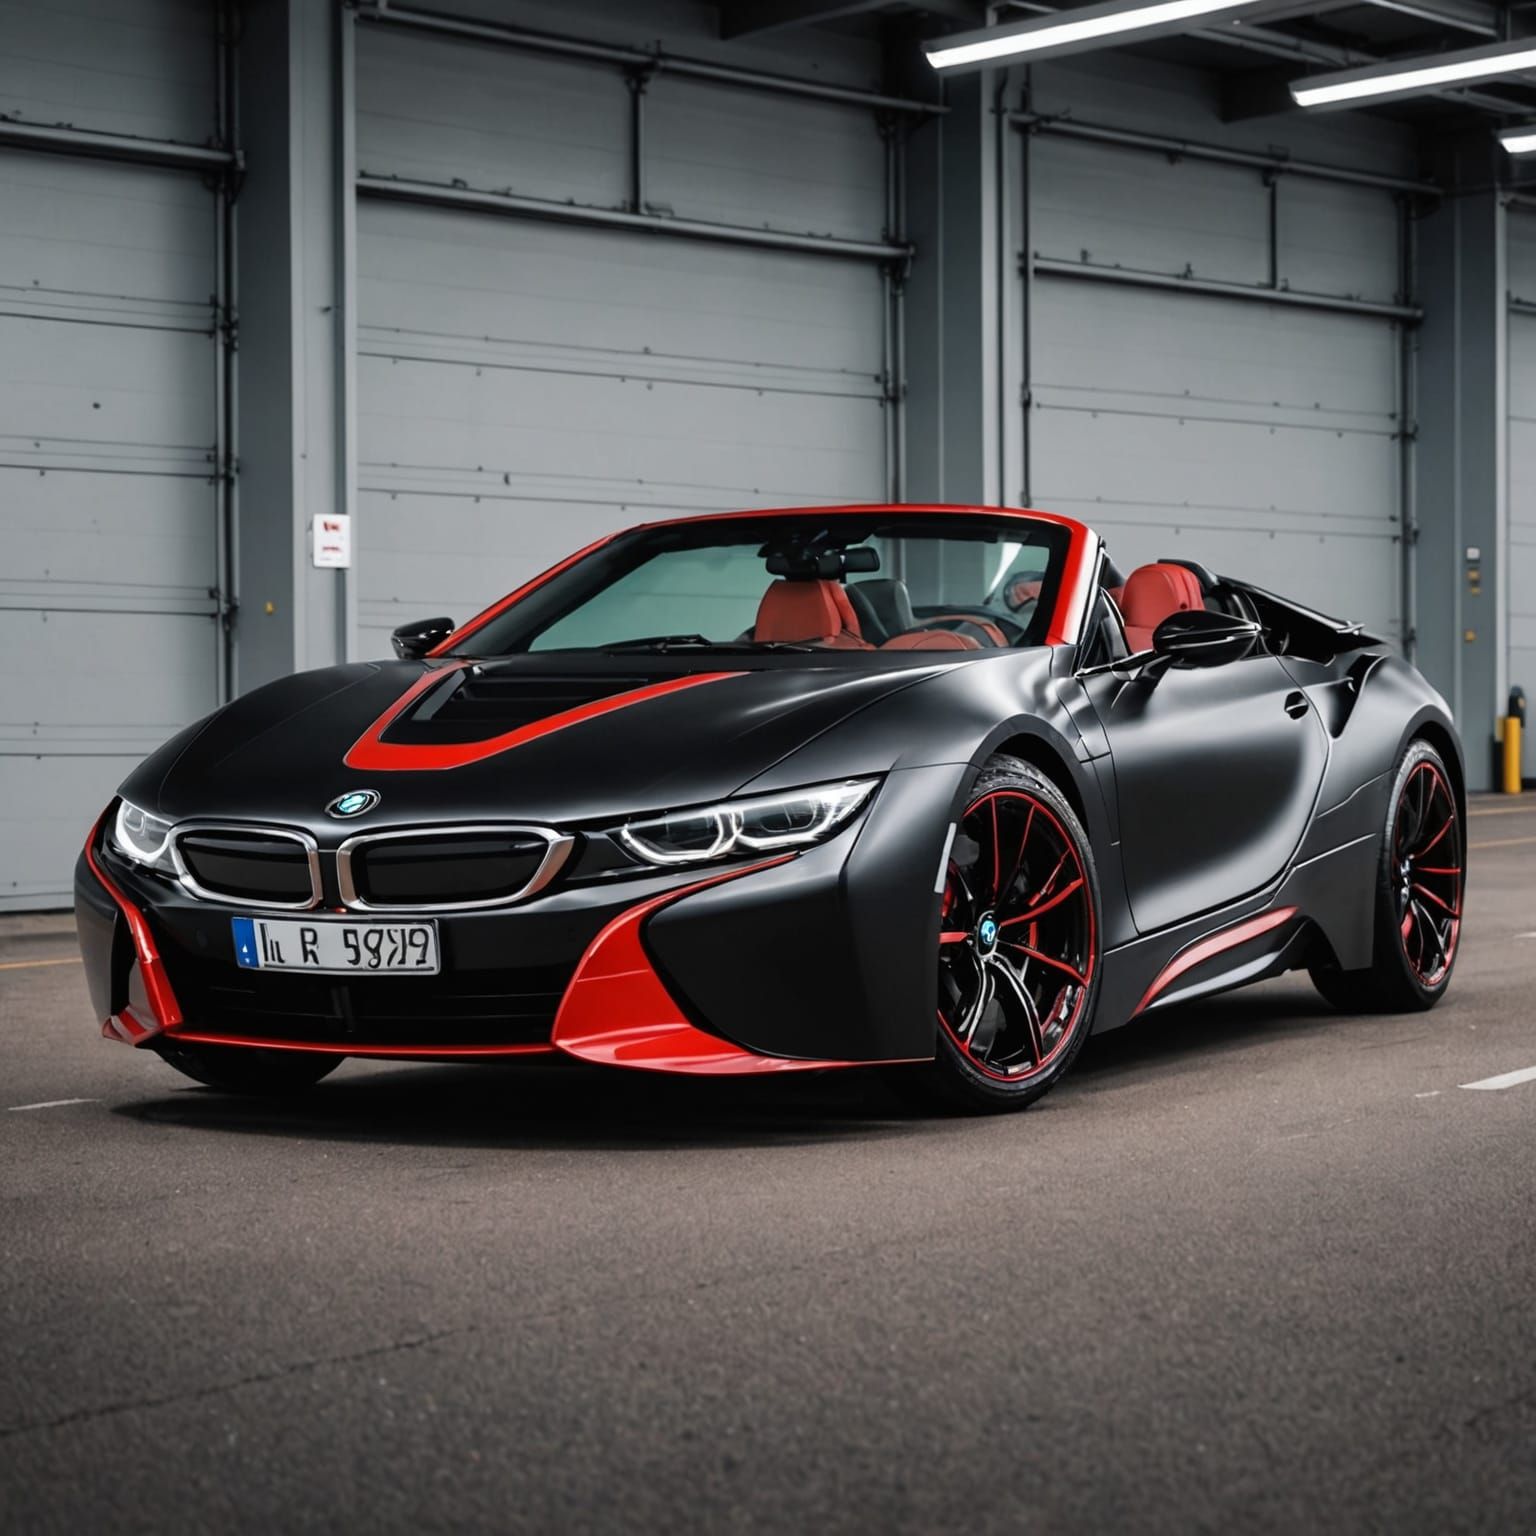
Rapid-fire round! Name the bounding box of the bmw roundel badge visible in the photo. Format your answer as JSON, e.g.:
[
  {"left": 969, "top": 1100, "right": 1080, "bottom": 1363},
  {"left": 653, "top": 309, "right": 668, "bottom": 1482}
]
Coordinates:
[{"left": 326, "top": 789, "right": 380, "bottom": 819}]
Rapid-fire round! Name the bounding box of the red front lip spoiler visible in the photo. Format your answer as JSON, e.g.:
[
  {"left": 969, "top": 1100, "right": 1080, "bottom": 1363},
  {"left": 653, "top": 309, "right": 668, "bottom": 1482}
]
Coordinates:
[
  {"left": 82, "top": 829, "right": 886, "bottom": 1075},
  {"left": 548, "top": 856, "right": 861, "bottom": 1074}
]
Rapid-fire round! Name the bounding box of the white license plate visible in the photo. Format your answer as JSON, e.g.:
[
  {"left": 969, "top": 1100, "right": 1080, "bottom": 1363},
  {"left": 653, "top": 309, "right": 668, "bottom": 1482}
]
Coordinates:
[{"left": 231, "top": 915, "right": 440, "bottom": 976}]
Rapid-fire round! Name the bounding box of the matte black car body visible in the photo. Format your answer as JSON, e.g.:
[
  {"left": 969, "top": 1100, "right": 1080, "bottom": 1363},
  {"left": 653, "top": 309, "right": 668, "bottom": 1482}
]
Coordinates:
[{"left": 75, "top": 505, "right": 1464, "bottom": 1082}]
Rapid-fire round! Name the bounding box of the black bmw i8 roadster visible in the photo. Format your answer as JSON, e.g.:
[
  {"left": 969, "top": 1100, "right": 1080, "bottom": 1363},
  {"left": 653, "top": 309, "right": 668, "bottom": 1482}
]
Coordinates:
[{"left": 76, "top": 504, "right": 1464, "bottom": 1111}]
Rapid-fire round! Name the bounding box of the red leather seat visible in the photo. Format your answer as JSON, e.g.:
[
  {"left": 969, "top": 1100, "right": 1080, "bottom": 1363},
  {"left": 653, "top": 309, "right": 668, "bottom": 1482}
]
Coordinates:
[
  {"left": 754, "top": 579, "right": 869, "bottom": 648},
  {"left": 880, "top": 629, "right": 980, "bottom": 651},
  {"left": 1120, "top": 563, "right": 1204, "bottom": 651}
]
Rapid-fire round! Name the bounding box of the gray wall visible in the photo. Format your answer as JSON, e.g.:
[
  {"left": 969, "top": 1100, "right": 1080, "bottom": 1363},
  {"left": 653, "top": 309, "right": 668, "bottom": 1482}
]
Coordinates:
[{"left": 0, "top": 0, "right": 227, "bottom": 909}]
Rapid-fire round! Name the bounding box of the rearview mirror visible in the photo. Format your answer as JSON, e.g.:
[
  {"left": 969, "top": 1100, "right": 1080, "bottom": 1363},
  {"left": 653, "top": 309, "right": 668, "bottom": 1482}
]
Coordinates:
[
  {"left": 391, "top": 616, "right": 456, "bottom": 660},
  {"left": 1151, "top": 609, "right": 1261, "bottom": 669}
]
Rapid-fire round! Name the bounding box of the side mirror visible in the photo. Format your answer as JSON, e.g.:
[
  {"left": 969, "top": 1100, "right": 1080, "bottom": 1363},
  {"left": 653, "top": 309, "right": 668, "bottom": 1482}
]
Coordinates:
[
  {"left": 1151, "top": 609, "right": 1261, "bottom": 669},
  {"left": 391, "top": 616, "right": 455, "bottom": 660}
]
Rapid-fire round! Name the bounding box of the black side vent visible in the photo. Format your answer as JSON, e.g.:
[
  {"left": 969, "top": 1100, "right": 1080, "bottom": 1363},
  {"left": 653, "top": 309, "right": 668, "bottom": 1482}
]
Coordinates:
[{"left": 382, "top": 671, "right": 660, "bottom": 744}]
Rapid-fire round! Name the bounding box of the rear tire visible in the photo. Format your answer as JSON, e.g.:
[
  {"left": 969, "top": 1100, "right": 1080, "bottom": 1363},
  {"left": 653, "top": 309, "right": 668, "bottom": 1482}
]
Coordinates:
[
  {"left": 898, "top": 755, "right": 1102, "bottom": 1114},
  {"left": 156, "top": 1041, "right": 341, "bottom": 1095},
  {"left": 1309, "top": 740, "right": 1463, "bottom": 1014}
]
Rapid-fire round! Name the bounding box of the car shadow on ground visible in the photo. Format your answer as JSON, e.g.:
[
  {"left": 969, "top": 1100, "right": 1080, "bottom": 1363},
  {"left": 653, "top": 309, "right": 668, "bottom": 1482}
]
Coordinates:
[
  {"left": 114, "top": 1057, "right": 942, "bottom": 1152},
  {"left": 112, "top": 979, "right": 1352, "bottom": 1150},
  {"left": 1070, "top": 977, "right": 1344, "bottom": 1089}
]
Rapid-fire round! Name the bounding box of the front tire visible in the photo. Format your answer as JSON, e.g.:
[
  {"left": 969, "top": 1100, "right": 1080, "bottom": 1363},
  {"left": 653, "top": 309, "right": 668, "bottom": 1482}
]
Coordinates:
[
  {"left": 905, "top": 755, "right": 1102, "bottom": 1114},
  {"left": 155, "top": 1041, "right": 342, "bottom": 1095},
  {"left": 1310, "top": 739, "right": 1464, "bottom": 1014}
]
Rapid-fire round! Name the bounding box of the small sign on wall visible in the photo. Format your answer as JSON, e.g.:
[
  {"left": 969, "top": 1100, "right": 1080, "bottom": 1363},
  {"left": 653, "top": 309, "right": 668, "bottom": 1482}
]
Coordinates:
[{"left": 312, "top": 514, "right": 352, "bottom": 569}]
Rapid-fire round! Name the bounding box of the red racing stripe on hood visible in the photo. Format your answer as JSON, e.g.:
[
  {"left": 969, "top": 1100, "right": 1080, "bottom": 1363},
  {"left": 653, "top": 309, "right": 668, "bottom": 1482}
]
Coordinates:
[{"left": 344, "top": 669, "right": 745, "bottom": 772}]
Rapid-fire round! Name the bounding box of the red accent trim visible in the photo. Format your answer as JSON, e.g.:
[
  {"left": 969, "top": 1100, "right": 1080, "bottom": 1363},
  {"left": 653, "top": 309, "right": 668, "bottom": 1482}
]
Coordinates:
[
  {"left": 166, "top": 1031, "right": 558, "bottom": 1061},
  {"left": 432, "top": 505, "right": 1098, "bottom": 663},
  {"left": 103, "top": 1006, "right": 161, "bottom": 1045},
  {"left": 550, "top": 859, "right": 863, "bottom": 1075},
  {"left": 83, "top": 814, "right": 184, "bottom": 1041},
  {"left": 1133, "top": 906, "right": 1299, "bottom": 1016},
  {"left": 1045, "top": 520, "right": 1098, "bottom": 647},
  {"left": 344, "top": 670, "right": 744, "bottom": 772},
  {"left": 428, "top": 531, "right": 621, "bottom": 656}
]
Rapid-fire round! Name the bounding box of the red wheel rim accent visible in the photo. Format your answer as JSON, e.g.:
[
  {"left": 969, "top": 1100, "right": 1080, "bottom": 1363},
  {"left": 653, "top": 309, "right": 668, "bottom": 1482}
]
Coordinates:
[
  {"left": 936, "top": 789, "right": 1096, "bottom": 1083},
  {"left": 1393, "top": 760, "right": 1462, "bottom": 987}
]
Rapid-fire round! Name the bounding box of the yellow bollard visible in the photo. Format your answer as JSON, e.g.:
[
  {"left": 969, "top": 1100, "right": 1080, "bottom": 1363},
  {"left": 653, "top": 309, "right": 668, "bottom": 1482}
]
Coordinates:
[{"left": 1505, "top": 714, "right": 1524, "bottom": 796}]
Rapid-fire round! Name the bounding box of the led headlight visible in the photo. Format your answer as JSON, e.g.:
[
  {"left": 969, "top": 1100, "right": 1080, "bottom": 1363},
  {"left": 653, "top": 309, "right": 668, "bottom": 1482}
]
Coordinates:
[
  {"left": 618, "top": 778, "right": 878, "bottom": 867},
  {"left": 111, "top": 798, "right": 176, "bottom": 874}
]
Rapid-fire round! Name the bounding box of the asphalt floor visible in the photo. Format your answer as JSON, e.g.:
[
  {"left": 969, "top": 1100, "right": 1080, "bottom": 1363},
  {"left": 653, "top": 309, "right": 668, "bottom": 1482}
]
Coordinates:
[{"left": 2, "top": 795, "right": 1533, "bottom": 1534}]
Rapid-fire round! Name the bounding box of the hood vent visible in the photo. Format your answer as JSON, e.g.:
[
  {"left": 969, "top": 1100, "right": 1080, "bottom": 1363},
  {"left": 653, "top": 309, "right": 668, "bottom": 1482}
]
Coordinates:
[{"left": 381, "top": 669, "right": 661, "bottom": 745}]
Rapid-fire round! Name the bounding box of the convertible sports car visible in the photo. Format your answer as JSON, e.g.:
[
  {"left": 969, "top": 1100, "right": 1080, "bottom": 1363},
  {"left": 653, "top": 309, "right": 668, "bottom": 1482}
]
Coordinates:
[{"left": 75, "top": 504, "right": 1465, "bottom": 1111}]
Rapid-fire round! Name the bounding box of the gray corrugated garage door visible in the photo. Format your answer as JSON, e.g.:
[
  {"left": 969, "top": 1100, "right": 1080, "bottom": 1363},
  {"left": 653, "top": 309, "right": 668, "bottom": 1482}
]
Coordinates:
[
  {"left": 1509, "top": 211, "right": 1536, "bottom": 778},
  {"left": 0, "top": 0, "right": 222, "bottom": 910},
  {"left": 1027, "top": 133, "right": 1406, "bottom": 645},
  {"left": 353, "top": 23, "right": 893, "bottom": 658}
]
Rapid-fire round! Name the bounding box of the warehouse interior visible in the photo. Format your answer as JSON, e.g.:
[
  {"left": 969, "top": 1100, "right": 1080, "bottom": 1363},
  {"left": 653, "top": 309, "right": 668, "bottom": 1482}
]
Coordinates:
[
  {"left": 1, "top": 0, "right": 1531, "bottom": 910},
  {"left": 8, "top": 6, "right": 1536, "bottom": 1532}
]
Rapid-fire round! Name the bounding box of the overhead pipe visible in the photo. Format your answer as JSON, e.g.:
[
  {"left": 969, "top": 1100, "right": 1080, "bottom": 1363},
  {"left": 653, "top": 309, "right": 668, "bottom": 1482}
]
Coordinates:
[
  {"left": 357, "top": 174, "right": 913, "bottom": 263},
  {"left": 353, "top": 1, "right": 946, "bottom": 117},
  {"left": 1031, "top": 256, "right": 1423, "bottom": 320}
]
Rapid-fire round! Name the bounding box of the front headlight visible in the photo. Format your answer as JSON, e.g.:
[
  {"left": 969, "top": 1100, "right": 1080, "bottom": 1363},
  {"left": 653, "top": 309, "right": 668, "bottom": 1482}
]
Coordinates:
[
  {"left": 618, "top": 778, "right": 877, "bottom": 867},
  {"left": 111, "top": 798, "right": 177, "bottom": 874}
]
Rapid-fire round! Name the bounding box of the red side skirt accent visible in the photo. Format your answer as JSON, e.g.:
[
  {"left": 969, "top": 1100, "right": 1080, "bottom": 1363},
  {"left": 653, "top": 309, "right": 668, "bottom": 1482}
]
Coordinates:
[
  {"left": 1133, "top": 905, "right": 1299, "bottom": 1017},
  {"left": 344, "top": 670, "right": 744, "bottom": 772},
  {"left": 84, "top": 816, "right": 184, "bottom": 1042},
  {"left": 550, "top": 859, "right": 859, "bottom": 1075}
]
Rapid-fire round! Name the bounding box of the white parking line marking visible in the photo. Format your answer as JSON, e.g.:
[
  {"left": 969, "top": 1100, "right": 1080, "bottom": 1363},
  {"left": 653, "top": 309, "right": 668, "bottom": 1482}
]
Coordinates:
[
  {"left": 1414, "top": 1091, "right": 1442, "bottom": 1099},
  {"left": 7, "top": 1098, "right": 98, "bottom": 1112},
  {"left": 1460, "top": 1066, "right": 1536, "bottom": 1092},
  {"left": 0, "top": 957, "right": 82, "bottom": 972},
  {"left": 1471, "top": 834, "right": 1536, "bottom": 851}
]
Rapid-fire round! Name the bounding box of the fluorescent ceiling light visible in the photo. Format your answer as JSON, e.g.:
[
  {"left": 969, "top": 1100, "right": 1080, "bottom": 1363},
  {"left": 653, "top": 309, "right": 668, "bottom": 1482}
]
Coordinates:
[
  {"left": 925, "top": 0, "right": 1270, "bottom": 71},
  {"left": 1291, "top": 36, "right": 1536, "bottom": 109},
  {"left": 1500, "top": 126, "right": 1536, "bottom": 154}
]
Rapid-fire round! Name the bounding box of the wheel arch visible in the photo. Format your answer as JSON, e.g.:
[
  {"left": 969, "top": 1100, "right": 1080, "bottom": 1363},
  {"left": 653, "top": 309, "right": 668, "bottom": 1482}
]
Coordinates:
[
  {"left": 1409, "top": 718, "right": 1467, "bottom": 826},
  {"left": 988, "top": 731, "right": 1087, "bottom": 829}
]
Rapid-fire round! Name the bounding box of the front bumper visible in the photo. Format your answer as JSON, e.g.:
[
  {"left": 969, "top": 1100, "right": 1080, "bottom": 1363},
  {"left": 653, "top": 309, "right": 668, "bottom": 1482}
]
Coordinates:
[{"left": 75, "top": 766, "right": 961, "bottom": 1074}]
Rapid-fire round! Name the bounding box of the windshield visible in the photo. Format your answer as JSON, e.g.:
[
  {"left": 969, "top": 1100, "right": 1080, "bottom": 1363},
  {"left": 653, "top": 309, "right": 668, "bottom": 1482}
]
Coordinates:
[{"left": 449, "top": 513, "right": 1073, "bottom": 658}]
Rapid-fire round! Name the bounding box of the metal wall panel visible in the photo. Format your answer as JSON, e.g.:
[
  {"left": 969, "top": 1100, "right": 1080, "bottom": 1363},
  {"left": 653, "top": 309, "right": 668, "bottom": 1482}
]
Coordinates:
[
  {"left": 645, "top": 77, "right": 886, "bottom": 240},
  {"left": 1508, "top": 211, "right": 1536, "bottom": 774},
  {"left": 0, "top": 0, "right": 219, "bottom": 910},
  {"left": 1026, "top": 60, "right": 1406, "bottom": 644},
  {"left": 354, "top": 20, "right": 891, "bottom": 658}
]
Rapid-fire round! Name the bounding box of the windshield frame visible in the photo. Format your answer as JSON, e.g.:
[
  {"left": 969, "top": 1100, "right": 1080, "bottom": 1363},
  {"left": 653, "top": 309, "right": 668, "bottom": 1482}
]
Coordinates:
[{"left": 434, "top": 505, "right": 1098, "bottom": 661}]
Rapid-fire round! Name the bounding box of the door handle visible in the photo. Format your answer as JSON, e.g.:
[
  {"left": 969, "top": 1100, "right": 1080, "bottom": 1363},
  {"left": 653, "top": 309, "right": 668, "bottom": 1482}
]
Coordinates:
[{"left": 1284, "top": 691, "right": 1310, "bottom": 720}]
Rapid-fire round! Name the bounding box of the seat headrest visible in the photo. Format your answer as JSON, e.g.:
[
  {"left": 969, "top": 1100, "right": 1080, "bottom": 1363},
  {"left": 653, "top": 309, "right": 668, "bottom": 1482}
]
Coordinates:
[
  {"left": 754, "top": 579, "right": 863, "bottom": 645},
  {"left": 1120, "top": 563, "right": 1204, "bottom": 628},
  {"left": 847, "top": 579, "right": 917, "bottom": 645}
]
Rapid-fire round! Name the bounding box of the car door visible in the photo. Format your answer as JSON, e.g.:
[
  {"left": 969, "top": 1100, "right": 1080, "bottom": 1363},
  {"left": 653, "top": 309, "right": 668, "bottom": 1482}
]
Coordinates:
[{"left": 1080, "top": 653, "right": 1328, "bottom": 934}]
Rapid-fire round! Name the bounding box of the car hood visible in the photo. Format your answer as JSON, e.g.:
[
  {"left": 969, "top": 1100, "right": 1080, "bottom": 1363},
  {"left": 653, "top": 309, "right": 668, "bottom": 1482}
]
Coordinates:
[{"left": 133, "top": 654, "right": 955, "bottom": 835}]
